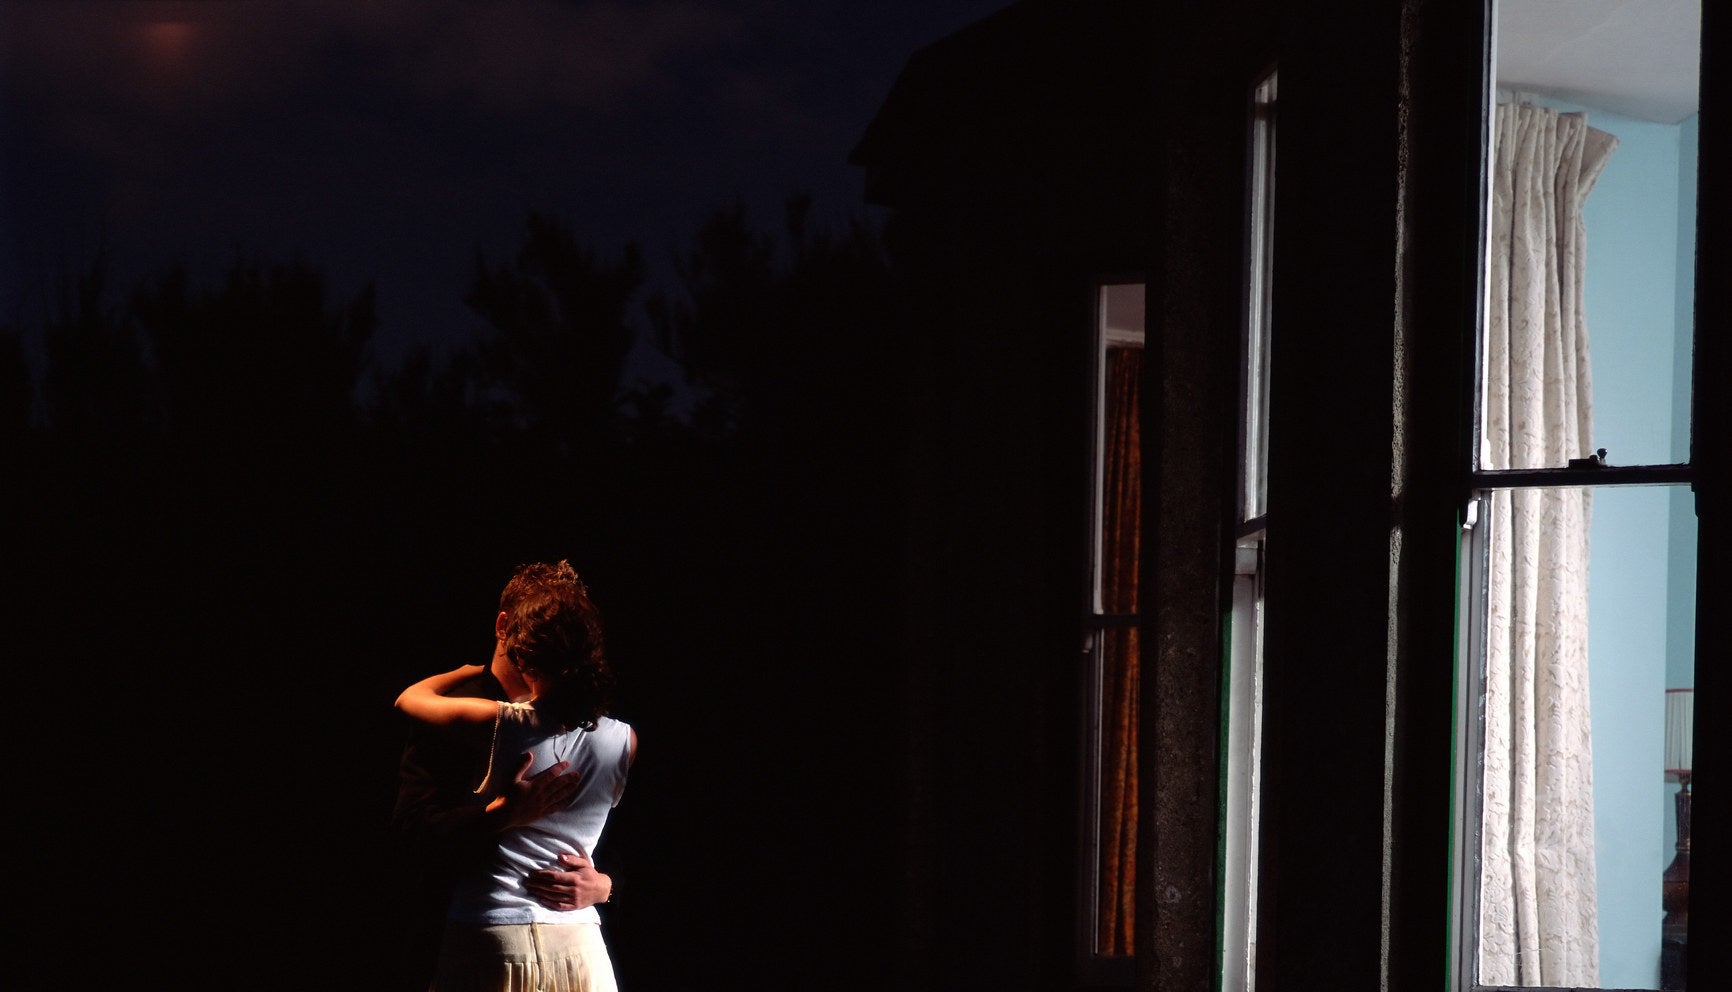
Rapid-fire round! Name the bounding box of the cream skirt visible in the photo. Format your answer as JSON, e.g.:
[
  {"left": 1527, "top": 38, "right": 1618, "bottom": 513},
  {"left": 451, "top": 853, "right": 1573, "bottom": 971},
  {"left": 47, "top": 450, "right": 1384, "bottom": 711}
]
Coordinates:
[{"left": 433, "top": 922, "right": 618, "bottom": 992}]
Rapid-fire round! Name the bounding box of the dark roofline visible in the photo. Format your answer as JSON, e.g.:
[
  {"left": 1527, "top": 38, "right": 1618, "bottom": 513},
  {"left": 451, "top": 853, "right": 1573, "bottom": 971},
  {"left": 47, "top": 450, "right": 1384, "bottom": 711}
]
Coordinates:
[{"left": 849, "top": 0, "right": 1155, "bottom": 209}]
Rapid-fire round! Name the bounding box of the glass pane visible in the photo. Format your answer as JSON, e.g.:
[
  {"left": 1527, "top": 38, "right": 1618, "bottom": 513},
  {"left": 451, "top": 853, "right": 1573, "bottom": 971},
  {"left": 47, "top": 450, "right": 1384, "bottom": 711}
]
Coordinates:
[
  {"left": 1087, "top": 284, "right": 1142, "bottom": 959},
  {"left": 1101, "top": 343, "right": 1142, "bottom": 614},
  {"left": 1095, "top": 624, "right": 1140, "bottom": 956},
  {"left": 1468, "top": 484, "right": 1696, "bottom": 988},
  {"left": 1093, "top": 282, "right": 1143, "bottom": 615},
  {"left": 1242, "top": 73, "right": 1276, "bottom": 521},
  {"left": 1484, "top": 1, "right": 1698, "bottom": 471},
  {"left": 1220, "top": 541, "right": 1265, "bottom": 992}
]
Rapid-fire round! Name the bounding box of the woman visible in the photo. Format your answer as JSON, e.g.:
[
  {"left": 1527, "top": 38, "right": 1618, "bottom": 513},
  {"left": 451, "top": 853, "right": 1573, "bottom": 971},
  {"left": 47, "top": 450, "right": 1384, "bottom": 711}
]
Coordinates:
[{"left": 397, "top": 561, "right": 636, "bottom": 992}]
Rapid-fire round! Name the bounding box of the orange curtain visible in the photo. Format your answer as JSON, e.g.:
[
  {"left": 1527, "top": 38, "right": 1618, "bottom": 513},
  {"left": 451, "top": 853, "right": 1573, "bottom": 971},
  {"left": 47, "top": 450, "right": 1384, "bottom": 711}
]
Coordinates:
[{"left": 1097, "top": 345, "right": 1143, "bottom": 955}]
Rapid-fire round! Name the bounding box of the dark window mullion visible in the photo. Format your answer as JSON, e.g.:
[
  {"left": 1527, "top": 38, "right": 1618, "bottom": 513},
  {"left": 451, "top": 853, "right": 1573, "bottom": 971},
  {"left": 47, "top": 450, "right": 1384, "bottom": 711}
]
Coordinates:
[{"left": 1471, "top": 464, "right": 1694, "bottom": 491}]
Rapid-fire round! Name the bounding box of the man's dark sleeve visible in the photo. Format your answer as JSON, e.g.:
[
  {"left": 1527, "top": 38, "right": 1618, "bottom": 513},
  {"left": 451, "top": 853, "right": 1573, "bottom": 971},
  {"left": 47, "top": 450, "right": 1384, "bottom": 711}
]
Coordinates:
[
  {"left": 390, "top": 672, "right": 505, "bottom": 865},
  {"left": 387, "top": 671, "right": 507, "bottom": 992}
]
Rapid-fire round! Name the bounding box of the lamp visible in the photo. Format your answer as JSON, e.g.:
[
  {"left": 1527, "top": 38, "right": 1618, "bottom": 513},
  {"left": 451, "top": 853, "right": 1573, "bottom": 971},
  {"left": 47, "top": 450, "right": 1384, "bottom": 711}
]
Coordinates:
[
  {"left": 1665, "top": 688, "right": 1693, "bottom": 786},
  {"left": 1661, "top": 688, "right": 1692, "bottom": 990}
]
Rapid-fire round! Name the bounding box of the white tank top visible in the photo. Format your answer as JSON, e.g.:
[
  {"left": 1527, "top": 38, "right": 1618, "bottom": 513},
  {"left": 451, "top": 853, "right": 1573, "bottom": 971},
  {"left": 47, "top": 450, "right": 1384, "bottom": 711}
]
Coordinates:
[{"left": 446, "top": 703, "right": 633, "bottom": 925}]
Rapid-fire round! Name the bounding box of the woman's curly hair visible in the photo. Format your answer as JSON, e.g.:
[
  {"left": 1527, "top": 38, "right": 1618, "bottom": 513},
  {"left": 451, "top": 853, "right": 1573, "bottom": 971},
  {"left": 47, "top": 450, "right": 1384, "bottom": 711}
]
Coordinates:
[{"left": 498, "top": 560, "right": 615, "bottom": 731}]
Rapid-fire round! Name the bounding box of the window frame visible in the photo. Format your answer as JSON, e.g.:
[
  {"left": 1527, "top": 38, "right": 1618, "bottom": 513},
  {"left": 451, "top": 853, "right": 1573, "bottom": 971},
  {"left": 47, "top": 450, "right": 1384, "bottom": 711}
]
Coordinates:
[
  {"left": 1448, "top": 2, "right": 1714, "bottom": 988},
  {"left": 1454, "top": 473, "right": 1698, "bottom": 992},
  {"left": 1077, "top": 278, "right": 1145, "bottom": 985},
  {"left": 1219, "top": 64, "right": 1277, "bottom": 992},
  {"left": 1238, "top": 68, "right": 1277, "bottom": 533}
]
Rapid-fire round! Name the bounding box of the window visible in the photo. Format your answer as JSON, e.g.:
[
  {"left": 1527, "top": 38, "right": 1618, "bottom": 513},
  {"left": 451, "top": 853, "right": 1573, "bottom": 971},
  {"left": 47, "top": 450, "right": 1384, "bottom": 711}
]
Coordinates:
[
  {"left": 1082, "top": 281, "right": 1144, "bottom": 973},
  {"left": 1240, "top": 70, "right": 1276, "bottom": 527},
  {"left": 1220, "top": 67, "right": 1276, "bottom": 992},
  {"left": 1454, "top": 3, "right": 1700, "bottom": 989}
]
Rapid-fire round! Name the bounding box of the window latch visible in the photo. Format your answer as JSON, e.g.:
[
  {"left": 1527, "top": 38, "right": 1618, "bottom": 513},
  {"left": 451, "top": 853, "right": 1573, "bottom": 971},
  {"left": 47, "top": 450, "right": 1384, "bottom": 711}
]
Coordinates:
[{"left": 1566, "top": 447, "right": 1610, "bottom": 469}]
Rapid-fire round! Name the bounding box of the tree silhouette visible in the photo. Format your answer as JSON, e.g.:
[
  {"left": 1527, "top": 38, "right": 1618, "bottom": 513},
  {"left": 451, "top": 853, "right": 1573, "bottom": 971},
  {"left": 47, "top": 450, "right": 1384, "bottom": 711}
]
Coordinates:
[
  {"left": 366, "top": 343, "right": 479, "bottom": 441},
  {"left": 467, "top": 213, "right": 643, "bottom": 455},
  {"left": 646, "top": 200, "right": 776, "bottom": 435},
  {"left": 607, "top": 196, "right": 916, "bottom": 988},
  {"left": 1, "top": 322, "right": 33, "bottom": 444},
  {"left": 131, "top": 259, "right": 376, "bottom": 454},
  {"left": 647, "top": 195, "right": 899, "bottom": 447},
  {"left": 40, "top": 258, "right": 156, "bottom": 448}
]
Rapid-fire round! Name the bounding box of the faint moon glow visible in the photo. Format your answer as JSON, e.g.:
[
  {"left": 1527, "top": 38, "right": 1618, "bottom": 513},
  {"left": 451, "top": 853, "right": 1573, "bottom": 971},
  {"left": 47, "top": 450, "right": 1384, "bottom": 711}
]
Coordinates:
[
  {"left": 143, "top": 21, "right": 196, "bottom": 62},
  {"left": 139, "top": 21, "right": 198, "bottom": 94}
]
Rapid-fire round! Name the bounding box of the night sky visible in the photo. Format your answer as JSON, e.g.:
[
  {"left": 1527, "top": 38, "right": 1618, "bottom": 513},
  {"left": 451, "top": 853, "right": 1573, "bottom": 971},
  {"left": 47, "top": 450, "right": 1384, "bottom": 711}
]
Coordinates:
[{"left": 2, "top": 0, "right": 1009, "bottom": 387}]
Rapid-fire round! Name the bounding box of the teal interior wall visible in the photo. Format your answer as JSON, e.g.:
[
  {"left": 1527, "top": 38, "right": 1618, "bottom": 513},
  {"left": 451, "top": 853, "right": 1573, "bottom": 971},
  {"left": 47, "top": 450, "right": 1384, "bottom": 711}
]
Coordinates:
[{"left": 1564, "top": 101, "right": 1694, "bottom": 989}]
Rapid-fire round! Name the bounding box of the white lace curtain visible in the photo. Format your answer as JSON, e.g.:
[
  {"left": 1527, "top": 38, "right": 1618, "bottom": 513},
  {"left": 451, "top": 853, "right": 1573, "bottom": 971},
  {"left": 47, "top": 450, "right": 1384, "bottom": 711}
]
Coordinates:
[{"left": 1478, "top": 103, "right": 1617, "bottom": 988}]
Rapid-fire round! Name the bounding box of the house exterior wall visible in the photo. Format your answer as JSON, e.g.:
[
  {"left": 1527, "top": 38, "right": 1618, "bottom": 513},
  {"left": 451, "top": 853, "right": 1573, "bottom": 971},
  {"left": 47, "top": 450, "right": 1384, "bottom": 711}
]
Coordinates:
[{"left": 855, "top": 0, "right": 1727, "bottom": 987}]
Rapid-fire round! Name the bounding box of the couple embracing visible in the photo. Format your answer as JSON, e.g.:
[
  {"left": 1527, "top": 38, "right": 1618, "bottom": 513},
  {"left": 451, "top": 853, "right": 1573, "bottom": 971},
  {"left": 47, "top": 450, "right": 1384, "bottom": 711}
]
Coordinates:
[{"left": 392, "top": 560, "right": 636, "bottom": 992}]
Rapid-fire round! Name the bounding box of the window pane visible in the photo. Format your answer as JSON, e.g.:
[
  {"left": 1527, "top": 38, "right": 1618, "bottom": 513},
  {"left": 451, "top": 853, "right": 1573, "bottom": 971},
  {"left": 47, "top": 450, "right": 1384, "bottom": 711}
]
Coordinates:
[
  {"left": 1242, "top": 73, "right": 1276, "bottom": 521},
  {"left": 1466, "top": 484, "right": 1696, "bottom": 988},
  {"left": 1223, "top": 68, "right": 1275, "bottom": 991},
  {"left": 1094, "top": 286, "right": 1143, "bottom": 611},
  {"left": 1221, "top": 541, "right": 1265, "bottom": 992},
  {"left": 1094, "top": 343, "right": 1142, "bottom": 957},
  {"left": 1101, "top": 344, "right": 1142, "bottom": 614},
  {"left": 1484, "top": 1, "right": 1698, "bottom": 471},
  {"left": 1096, "top": 623, "right": 1140, "bottom": 956},
  {"left": 1086, "top": 284, "right": 1142, "bottom": 961}
]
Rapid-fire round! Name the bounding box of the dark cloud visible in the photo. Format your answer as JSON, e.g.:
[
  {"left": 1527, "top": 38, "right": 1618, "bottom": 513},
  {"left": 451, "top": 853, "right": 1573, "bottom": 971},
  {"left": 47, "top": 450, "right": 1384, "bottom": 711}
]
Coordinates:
[{"left": 3, "top": 1, "right": 746, "bottom": 113}]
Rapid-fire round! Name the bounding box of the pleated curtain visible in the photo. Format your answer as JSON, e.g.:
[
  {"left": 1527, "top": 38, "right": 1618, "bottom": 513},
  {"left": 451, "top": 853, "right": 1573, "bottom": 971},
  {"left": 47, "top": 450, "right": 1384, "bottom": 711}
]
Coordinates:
[{"left": 1477, "top": 102, "right": 1617, "bottom": 988}]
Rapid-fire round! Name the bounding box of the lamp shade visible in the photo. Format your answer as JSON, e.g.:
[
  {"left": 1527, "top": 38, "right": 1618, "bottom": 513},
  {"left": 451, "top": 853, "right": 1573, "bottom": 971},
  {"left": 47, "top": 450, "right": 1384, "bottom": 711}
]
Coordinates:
[{"left": 1664, "top": 688, "right": 1694, "bottom": 779}]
